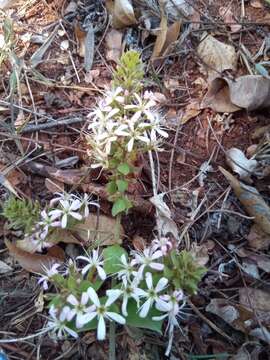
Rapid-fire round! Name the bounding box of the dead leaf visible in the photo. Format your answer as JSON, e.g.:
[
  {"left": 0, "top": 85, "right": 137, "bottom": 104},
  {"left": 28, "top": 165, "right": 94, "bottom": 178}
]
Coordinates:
[
  {"left": 132, "top": 235, "right": 146, "bottom": 251},
  {"left": 73, "top": 214, "right": 123, "bottom": 246},
  {"left": 197, "top": 34, "right": 237, "bottom": 81},
  {"left": 151, "top": 11, "right": 168, "bottom": 62},
  {"left": 0, "top": 162, "right": 26, "bottom": 188},
  {"left": 47, "top": 228, "right": 81, "bottom": 246},
  {"left": 150, "top": 193, "right": 179, "bottom": 240},
  {"left": 202, "top": 76, "right": 270, "bottom": 113},
  {"left": 239, "top": 288, "right": 270, "bottom": 312},
  {"left": 74, "top": 22, "right": 86, "bottom": 58},
  {"left": 190, "top": 242, "right": 210, "bottom": 266},
  {"left": 161, "top": 20, "right": 181, "bottom": 55},
  {"left": 109, "top": 0, "right": 137, "bottom": 29},
  {"left": 0, "top": 259, "right": 12, "bottom": 273},
  {"left": 250, "top": 0, "right": 264, "bottom": 8},
  {"left": 165, "top": 0, "right": 194, "bottom": 18},
  {"left": 105, "top": 29, "right": 123, "bottom": 63},
  {"left": 219, "top": 7, "right": 242, "bottom": 33},
  {"left": 220, "top": 167, "right": 270, "bottom": 235},
  {"left": 226, "top": 148, "right": 258, "bottom": 180},
  {"left": 45, "top": 178, "right": 64, "bottom": 194},
  {"left": 247, "top": 224, "right": 270, "bottom": 250},
  {"left": 181, "top": 101, "right": 201, "bottom": 124},
  {"left": 5, "top": 239, "right": 63, "bottom": 274}
]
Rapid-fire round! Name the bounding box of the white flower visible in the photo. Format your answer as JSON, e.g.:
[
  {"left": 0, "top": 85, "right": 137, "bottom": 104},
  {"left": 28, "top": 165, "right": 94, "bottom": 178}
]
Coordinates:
[
  {"left": 116, "top": 254, "right": 139, "bottom": 282},
  {"left": 65, "top": 292, "right": 94, "bottom": 328},
  {"left": 77, "top": 193, "right": 99, "bottom": 218},
  {"left": 86, "top": 287, "right": 126, "bottom": 340},
  {"left": 38, "top": 210, "right": 61, "bottom": 239},
  {"left": 88, "top": 107, "right": 119, "bottom": 126},
  {"left": 77, "top": 249, "right": 106, "bottom": 280},
  {"left": 151, "top": 236, "right": 173, "bottom": 255},
  {"left": 104, "top": 87, "right": 125, "bottom": 106},
  {"left": 125, "top": 121, "right": 150, "bottom": 152},
  {"left": 138, "top": 272, "right": 170, "bottom": 318},
  {"left": 152, "top": 290, "right": 186, "bottom": 356},
  {"left": 38, "top": 263, "right": 61, "bottom": 290},
  {"left": 48, "top": 305, "right": 78, "bottom": 339},
  {"left": 131, "top": 247, "right": 164, "bottom": 279},
  {"left": 49, "top": 192, "right": 76, "bottom": 207},
  {"left": 125, "top": 93, "right": 156, "bottom": 123},
  {"left": 108, "top": 277, "right": 144, "bottom": 316},
  {"left": 49, "top": 198, "right": 82, "bottom": 228}
]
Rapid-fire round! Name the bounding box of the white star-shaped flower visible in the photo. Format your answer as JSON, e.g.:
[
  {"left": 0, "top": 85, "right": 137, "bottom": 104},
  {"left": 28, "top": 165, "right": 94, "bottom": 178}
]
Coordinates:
[{"left": 77, "top": 249, "right": 106, "bottom": 280}]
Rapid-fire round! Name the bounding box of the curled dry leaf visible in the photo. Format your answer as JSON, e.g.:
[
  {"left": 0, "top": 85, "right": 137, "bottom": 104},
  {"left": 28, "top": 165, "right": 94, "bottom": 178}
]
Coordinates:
[
  {"left": 202, "top": 76, "right": 270, "bottom": 113},
  {"left": 72, "top": 214, "right": 123, "bottom": 246},
  {"left": 108, "top": 0, "right": 137, "bottom": 29},
  {"left": 226, "top": 148, "right": 258, "bottom": 180},
  {"left": 190, "top": 242, "right": 212, "bottom": 266},
  {"left": 150, "top": 193, "right": 179, "bottom": 240},
  {"left": 105, "top": 29, "right": 123, "bottom": 63},
  {"left": 75, "top": 22, "right": 86, "bottom": 58},
  {"left": 181, "top": 101, "right": 201, "bottom": 124},
  {"left": 220, "top": 167, "right": 270, "bottom": 235},
  {"left": 0, "top": 259, "right": 12, "bottom": 274},
  {"left": 5, "top": 239, "right": 63, "bottom": 274},
  {"left": 197, "top": 34, "right": 237, "bottom": 82}
]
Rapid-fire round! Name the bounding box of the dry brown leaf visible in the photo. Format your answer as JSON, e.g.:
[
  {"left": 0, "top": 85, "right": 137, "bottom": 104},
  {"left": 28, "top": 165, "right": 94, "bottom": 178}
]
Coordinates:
[
  {"left": 220, "top": 167, "right": 270, "bottom": 235},
  {"left": 247, "top": 224, "right": 270, "bottom": 250},
  {"left": 0, "top": 163, "right": 26, "bottom": 189},
  {"left": 45, "top": 178, "right": 64, "bottom": 194},
  {"left": 239, "top": 288, "right": 270, "bottom": 312},
  {"left": 73, "top": 214, "right": 123, "bottom": 246},
  {"left": 47, "top": 228, "right": 81, "bottom": 245},
  {"left": 109, "top": 0, "right": 137, "bottom": 29},
  {"left": 202, "top": 76, "right": 270, "bottom": 113},
  {"left": 250, "top": 0, "right": 264, "bottom": 8},
  {"left": 5, "top": 239, "right": 63, "bottom": 274},
  {"left": 161, "top": 20, "right": 181, "bottom": 55},
  {"left": 151, "top": 11, "right": 168, "bottom": 62},
  {"left": 105, "top": 29, "right": 123, "bottom": 63},
  {"left": 197, "top": 34, "right": 237, "bottom": 82},
  {"left": 181, "top": 101, "right": 201, "bottom": 124},
  {"left": 74, "top": 22, "right": 86, "bottom": 58},
  {"left": 190, "top": 243, "right": 210, "bottom": 266},
  {"left": 219, "top": 7, "right": 242, "bottom": 33}
]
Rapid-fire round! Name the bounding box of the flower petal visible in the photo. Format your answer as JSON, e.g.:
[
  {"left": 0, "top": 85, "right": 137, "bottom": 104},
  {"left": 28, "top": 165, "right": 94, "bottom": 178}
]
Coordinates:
[
  {"left": 97, "top": 315, "right": 106, "bottom": 340},
  {"left": 97, "top": 265, "right": 106, "bottom": 281},
  {"left": 81, "top": 292, "right": 89, "bottom": 306},
  {"left": 105, "top": 289, "right": 122, "bottom": 307},
  {"left": 106, "top": 311, "right": 126, "bottom": 325},
  {"left": 145, "top": 272, "right": 153, "bottom": 290},
  {"left": 87, "top": 287, "right": 100, "bottom": 307},
  {"left": 139, "top": 298, "right": 152, "bottom": 318},
  {"left": 67, "top": 294, "right": 79, "bottom": 306},
  {"left": 61, "top": 213, "right": 68, "bottom": 228},
  {"left": 155, "top": 277, "right": 168, "bottom": 293}
]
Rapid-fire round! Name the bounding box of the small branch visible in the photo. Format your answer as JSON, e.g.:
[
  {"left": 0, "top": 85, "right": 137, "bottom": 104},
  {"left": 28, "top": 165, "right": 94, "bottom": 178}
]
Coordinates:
[{"left": 20, "top": 117, "right": 85, "bottom": 133}]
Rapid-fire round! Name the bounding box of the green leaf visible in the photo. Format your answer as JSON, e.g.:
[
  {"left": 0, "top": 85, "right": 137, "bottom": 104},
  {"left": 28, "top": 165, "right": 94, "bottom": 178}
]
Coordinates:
[
  {"left": 103, "top": 245, "right": 127, "bottom": 273},
  {"left": 67, "top": 276, "right": 77, "bottom": 290},
  {"left": 117, "top": 163, "right": 130, "bottom": 175},
  {"left": 112, "top": 198, "right": 126, "bottom": 216},
  {"left": 125, "top": 300, "right": 163, "bottom": 334},
  {"left": 79, "top": 279, "right": 103, "bottom": 292},
  {"left": 116, "top": 179, "right": 128, "bottom": 193},
  {"left": 106, "top": 181, "right": 118, "bottom": 195}
]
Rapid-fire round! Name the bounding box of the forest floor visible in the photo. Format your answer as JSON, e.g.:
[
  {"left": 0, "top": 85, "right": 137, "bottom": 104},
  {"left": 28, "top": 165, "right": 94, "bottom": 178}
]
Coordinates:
[{"left": 1, "top": 0, "right": 270, "bottom": 359}]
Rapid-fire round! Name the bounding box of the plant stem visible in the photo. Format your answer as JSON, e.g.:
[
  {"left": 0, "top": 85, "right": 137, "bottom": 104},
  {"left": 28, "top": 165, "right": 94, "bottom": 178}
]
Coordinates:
[{"left": 114, "top": 213, "right": 121, "bottom": 242}]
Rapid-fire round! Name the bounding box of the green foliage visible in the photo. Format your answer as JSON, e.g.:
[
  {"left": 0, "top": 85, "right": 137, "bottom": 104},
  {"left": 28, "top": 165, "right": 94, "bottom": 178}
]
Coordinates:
[
  {"left": 111, "top": 196, "right": 132, "bottom": 216},
  {"left": 117, "top": 163, "right": 131, "bottom": 175},
  {"left": 164, "top": 250, "right": 206, "bottom": 294},
  {"left": 103, "top": 245, "right": 128, "bottom": 273},
  {"left": 2, "top": 196, "right": 40, "bottom": 233},
  {"left": 125, "top": 299, "right": 163, "bottom": 333},
  {"left": 0, "top": 16, "right": 15, "bottom": 65},
  {"left": 113, "top": 50, "right": 144, "bottom": 92}
]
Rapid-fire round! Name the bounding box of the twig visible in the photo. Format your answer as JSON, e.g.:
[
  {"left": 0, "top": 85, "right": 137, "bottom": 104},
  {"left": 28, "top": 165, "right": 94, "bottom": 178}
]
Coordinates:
[
  {"left": 168, "top": 114, "right": 182, "bottom": 192},
  {"left": 20, "top": 117, "right": 85, "bottom": 133}
]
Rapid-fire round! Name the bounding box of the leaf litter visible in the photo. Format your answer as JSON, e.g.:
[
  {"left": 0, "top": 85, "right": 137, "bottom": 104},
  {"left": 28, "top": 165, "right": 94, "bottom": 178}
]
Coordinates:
[{"left": 1, "top": 0, "right": 270, "bottom": 358}]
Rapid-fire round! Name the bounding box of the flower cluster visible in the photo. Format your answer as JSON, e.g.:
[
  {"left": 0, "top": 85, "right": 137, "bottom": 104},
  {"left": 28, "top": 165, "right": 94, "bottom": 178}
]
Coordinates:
[
  {"left": 26, "top": 193, "right": 98, "bottom": 252},
  {"left": 87, "top": 87, "right": 168, "bottom": 169},
  {"left": 41, "top": 235, "right": 194, "bottom": 355}
]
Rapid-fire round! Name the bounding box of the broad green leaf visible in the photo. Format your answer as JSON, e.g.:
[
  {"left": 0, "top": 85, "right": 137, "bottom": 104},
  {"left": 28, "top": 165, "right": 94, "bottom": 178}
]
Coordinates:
[
  {"left": 67, "top": 276, "right": 77, "bottom": 290},
  {"left": 112, "top": 198, "right": 126, "bottom": 216},
  {"left": 103, "top": 245, "right": 127, "bottom": 273},
  {"left": 116, "top": 179, "right": 128, "bottom": 193},
  {"left": 125, "top": 299, "right": 163, "bottom": 334},
  {"left": 106, "top": 181, "right": 118, "bottom": 195},
  {"left": 79, "top": 279, "right": 103, "bottom": 292},
  {"left": 117, "top": 163, "right": 130, "bottom": 175}
]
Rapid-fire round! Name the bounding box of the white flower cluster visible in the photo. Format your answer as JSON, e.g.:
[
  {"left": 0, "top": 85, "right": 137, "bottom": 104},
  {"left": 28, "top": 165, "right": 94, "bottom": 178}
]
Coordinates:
[
  {"left": 87, "top": 87, "right": 168, "bottom": 168},
  {"left": 42, "top": 236, "right": 185, "bottom": 355},
  {"left": 27, "top": 193, "right": 98, "bottom": 252}
]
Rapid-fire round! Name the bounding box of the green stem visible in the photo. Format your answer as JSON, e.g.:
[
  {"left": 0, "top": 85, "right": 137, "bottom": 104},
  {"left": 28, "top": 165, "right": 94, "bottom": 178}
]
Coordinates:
[{"left": 114, "top": 213, "right": 121, "bottom": 243}]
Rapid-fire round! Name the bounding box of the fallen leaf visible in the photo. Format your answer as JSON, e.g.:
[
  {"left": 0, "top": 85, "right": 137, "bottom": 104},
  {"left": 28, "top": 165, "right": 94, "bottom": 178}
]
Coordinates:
[
  {"left": 165, "top": 0, "right": 194, "bottom": 18},
  {"left": 250, "top": 0, "right": 264, "bottom": 8},
  {"left": 132, "top": 235, "right": 146, "bottom": 251},
  {"left": 202, "top": 75, "right": 270, "bottom": 113},
  {"left": 197, "top": 34, "right": 237, "bottom": 81},
  {"left": 45, "top": 178, "right": 64, "bottom": 194},
  {"left": 0, "top": 162, "right": 26, "bottom": 188},
  {"left": 226, "top": 148, "right": 258, "bottom": 180},
  {"left": 190, "top": 243, "right": 210, "bottom": 266},
  {"left": 73, "top": 214, "right": 123, "bottom": 246},
  {"left": 5, "top": 239, "right": 63, "bottom": 274},
  {"left": 150, "top": 193, "right": 179, "bottom": 240},
  {"left": 161, "top": 20, "right": 181, "bottom": 55},
  {"left": 0, "top": 259, "right": 12, "bottom": 273},
  {"left": 151, "top": 11, "right": 168, "bottom": 62},
  {"left": 247, "top": 224, "right": 270, "bottom": 250},
  {"left": 105, "top": 29, "right": 123, "bottom": 63},
  {"left": 181, "top": 101, "right": 201, "bottom": 124},
  {"left": 220, "top": 167, "right": 270, "bottom": 235},
  {"left": 239, "top": 287, "right": 270, "bottom": 312},
  {"left": 110, "top": 0, "right": 137, "bottom": 29},
  {"left": 219, "top": 7, "right": 242, "bottom": 33},
  {"left": 198, "top": 161, "right": 213, "bottom": 187},
  {"left": 74, "top": 22, "right": 86, "bottom": 58}
]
